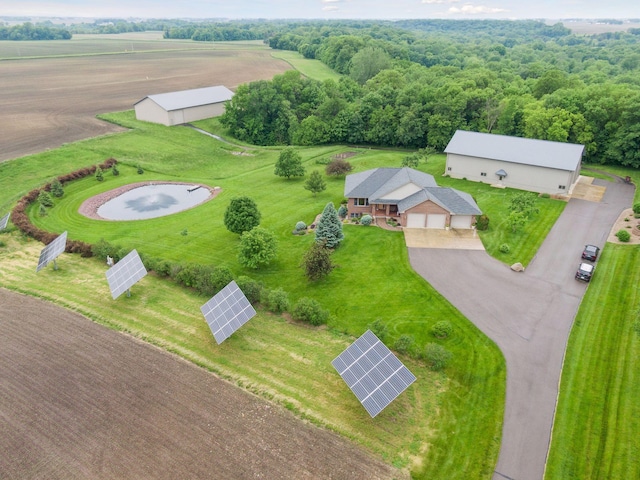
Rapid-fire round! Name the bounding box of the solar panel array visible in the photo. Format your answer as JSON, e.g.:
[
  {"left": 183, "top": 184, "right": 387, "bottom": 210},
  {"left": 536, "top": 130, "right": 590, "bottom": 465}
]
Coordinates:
[
  {"left": 200, "top": 281, "right": 256, "bottom": 344},
  {"left": 36, "top": 231, "right": 68, "bottom": 272},
  {"left": 332, "top": 329, "right": 417, "bottom": 418},
  {"left": 105, "top": 249, "right": 148, "bottom": 299},
  {"left": 0, "top": 212, "right": 9, "bottom": 230}
]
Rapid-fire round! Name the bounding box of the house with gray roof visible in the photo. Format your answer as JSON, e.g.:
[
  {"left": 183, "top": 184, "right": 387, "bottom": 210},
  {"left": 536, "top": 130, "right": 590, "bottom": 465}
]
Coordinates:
[
  {"left": 134, "top": 86, "right": 234, "bottom": 126},
  {"left": 344, "top": 167, "right": 481, "bottom": 229},
  {"left": 444, "top": 130, "right": 584, "bottom": 195}
]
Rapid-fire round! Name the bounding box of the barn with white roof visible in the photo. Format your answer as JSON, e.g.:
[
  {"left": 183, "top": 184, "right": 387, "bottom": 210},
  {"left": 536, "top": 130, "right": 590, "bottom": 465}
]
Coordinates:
[
  {"left": 444, "top": 130, "right": 584, "bottom": 195},
  {"left": 134, "top": 86, "right": 234, "bottom": 126}
]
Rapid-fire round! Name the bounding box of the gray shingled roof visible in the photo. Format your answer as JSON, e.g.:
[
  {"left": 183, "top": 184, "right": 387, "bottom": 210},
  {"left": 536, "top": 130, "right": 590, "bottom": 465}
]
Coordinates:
[
  {"left": 444, "top": 130, "right": 584, "bottom": 171},
  {"left": 398, "top": 187, "right": 482, "bottom": 215},
  {"left": 135, "top": 86, "right": 234, "bottom": 112},
  {"left": 344, "top": 167, "right": 437, "bottom": 200}
]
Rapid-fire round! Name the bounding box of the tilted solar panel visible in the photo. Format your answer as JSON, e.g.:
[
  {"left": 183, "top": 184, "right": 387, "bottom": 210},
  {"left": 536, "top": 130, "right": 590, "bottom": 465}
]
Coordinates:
[
  {"left": 200, "top": 281, "right": 256, "bottom": 344},
  {"left": 0, "top": 212, "right": 9, "bottom": 230},
  {"left": 331, "top": 329, "right": 416, "bottom": 418},
  {"left": 105, "top": 249, "right": 147, "bottom": 299},
  {"left": 36, "top": 231, "right": 68, "bottom": 272}
]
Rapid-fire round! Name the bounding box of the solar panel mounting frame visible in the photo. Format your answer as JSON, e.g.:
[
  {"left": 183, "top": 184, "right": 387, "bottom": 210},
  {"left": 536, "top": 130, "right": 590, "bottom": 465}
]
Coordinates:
[
  {"left": 105, "top": 249, "right": 148, "bottom": 299},
  {"left": 35, "top": 231, "right": 68, "bottom": 272},
  {"left": 200, "top": 280, "right": 256, "bottom": 344},
  {"left": 331, "top": 329, "right": 417, "bottom": 418}
]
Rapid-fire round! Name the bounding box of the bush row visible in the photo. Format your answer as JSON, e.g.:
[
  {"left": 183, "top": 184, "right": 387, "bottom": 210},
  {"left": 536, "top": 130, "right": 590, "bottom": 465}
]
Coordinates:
[{"left": 11, "top": 158, "right": 118, "bottom": 257}]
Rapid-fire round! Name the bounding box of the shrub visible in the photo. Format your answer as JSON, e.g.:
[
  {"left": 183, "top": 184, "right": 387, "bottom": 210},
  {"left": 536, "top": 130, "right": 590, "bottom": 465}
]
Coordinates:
[
  {"left": 431, "top": 321, "right": 453, "bottom": 339},
  {"left": 367, "top": 319, "right": 389, "bottom": 343},
  {"left": 295, "top": 221, "right": 307, "bottom": 232},
  {"left": 236, "top": 276, "right": 263, "bottom": 304},
  {"left": 91, "top": 238, "right": 119, "bottom": 260},
  {"left": 302, "top": 241, "right": 335, "bottom": 281},
  {"left": 424, "top": 343, "right": 453, "bottom": 371},
  {"left": 50, "top": 179, "right": 64, "bottom": 198},
  {"left": 207, "top": 266, "right": 234, "bottom": 296},
  {"left": 38, "top": 190, "right": 54, "bottom": 207},
  {"left": 476, "top": 214, "right": 490, "bottom": 231},
  {"left": 499, "top": 243, "right": 511, "bottom": 254},
  {"left": 616, "top": 229, "right": 631, "bottom": 242},
  {"left": 394, "top": 334, "right": 415, "bottom": 355},
  {"left": 112, "top": 164, "right": 120, "bottom": 176},
  {"left": 633, "top": 203, "right": 640, "bottom": 215},
  {"left": 337, "top": 205, "right": 348, "bottom": 219},
  {"left": 360, "top": 214, "right": 373, "bottom": 226},
  {"left": 292, "top": 297, "right": 330, "bottom": 326},
  {"left": 263, "top": 288, "right": 289, "bottom": 314},
  {"left": 540, "top": 193, "right": 550, "bottom": 199},
  {"left": 137, "top": 164, "right": 144, "bottom": 174},
  {"left": 38, "top": 204, "right": 47, "bottom": 217},
  {"left": 95, "top": 166, "right": 104, "bottom": 181},
  {"left": 325, "top": 158, "right": 353, "bottom": 176}
]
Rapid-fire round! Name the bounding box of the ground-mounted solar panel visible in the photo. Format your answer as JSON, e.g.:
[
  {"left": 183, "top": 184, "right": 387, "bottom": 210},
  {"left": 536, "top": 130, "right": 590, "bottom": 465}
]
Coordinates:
[
  {"left": 35, "top": 231, "right": 68, "bottom": 272},
  {"left": 0, "top": 212, "right": 9, "bottom": 230},
  {"left": 200, "top": 280, "right": 256, "bottom": 344},
  {"left": 332, "top": 329, "right": 417, "bottom": 418},
  {"left": 105, "top": 249, "right": 148, "bottom": 299}
]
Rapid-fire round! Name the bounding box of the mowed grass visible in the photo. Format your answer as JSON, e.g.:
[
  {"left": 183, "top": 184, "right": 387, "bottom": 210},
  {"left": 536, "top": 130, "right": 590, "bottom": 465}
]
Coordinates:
[
  {"left": 270, "top": 50, "right": 343, "bottom": 82},
  {"left": 545, "top": 243, "right": 640, "bottom": 480},
  {"left": 1, "top": 111, "right": 507, "bottom": 478}
]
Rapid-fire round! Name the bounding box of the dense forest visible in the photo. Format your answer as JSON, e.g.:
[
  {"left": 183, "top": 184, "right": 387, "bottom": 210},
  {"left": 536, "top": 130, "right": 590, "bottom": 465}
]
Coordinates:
[
  {"left": 218, "top": 20, "right": 640, "bottom": 168},
  {"left": 0, "top": 22, "right": 71, "bottom": 40}
]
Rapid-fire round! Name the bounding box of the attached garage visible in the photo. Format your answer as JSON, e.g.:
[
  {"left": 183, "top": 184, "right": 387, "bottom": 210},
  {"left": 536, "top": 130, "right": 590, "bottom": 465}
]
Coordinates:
[
  {"left": 450, "top": 215, "right": 473, "bottom": 229},
  {"left": 406, "top": 213, "right": 426, "bottom": 228},
  {"left": 134, "top": 85, "right": 234, "bottom": 126},
  {"left": 426, "top": 214, "right": 447, "bottom": 229}
]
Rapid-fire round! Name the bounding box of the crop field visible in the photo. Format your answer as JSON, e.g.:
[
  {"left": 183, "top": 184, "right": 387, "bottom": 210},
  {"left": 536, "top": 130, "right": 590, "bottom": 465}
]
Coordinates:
[{"left": 0, "top": 36, "right": 291, "bottom": 162}]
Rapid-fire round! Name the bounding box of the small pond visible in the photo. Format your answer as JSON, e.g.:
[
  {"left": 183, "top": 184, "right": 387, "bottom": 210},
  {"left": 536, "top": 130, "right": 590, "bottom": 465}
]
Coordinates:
[{"left": 97, "top": 184, "right": 212, "bottom": 221}]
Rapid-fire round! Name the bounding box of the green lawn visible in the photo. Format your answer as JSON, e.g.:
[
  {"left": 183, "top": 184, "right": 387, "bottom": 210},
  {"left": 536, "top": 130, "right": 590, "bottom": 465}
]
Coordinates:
[
  {"left": 270, "top": 50, "right": 342, "bottom": 82},
  {"left": 545, "top": 244, "right": 640, "bottom": 479}
]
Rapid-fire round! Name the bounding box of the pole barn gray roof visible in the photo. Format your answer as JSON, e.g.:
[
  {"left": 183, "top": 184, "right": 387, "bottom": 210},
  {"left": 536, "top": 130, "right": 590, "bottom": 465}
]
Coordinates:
[
  {"left": 134, "top": 86, "right": 234, "bottom": 112},
  {"left": 444, "top": 130, "right": 584, "bottom": 172}
]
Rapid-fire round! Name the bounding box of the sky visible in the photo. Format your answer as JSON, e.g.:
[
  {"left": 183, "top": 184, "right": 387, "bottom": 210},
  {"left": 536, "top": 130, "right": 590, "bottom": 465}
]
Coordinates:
[{"left": 1, "top": 0, "right": 637, "bottom": 21}]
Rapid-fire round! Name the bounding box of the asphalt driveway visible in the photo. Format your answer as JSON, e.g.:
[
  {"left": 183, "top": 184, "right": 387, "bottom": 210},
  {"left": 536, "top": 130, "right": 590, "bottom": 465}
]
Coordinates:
[{"left": 408, "top": 178, "right": 634, "bottom": 480}]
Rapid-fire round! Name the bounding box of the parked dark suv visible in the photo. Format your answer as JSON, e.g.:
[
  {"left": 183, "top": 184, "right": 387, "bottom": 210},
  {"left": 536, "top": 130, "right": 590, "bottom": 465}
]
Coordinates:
[
  {"left": 582, "top": 244, "right": 600, "bottom": 262},
  {"left": 575, "top": 262, "right": 595, "bottom": 282}
]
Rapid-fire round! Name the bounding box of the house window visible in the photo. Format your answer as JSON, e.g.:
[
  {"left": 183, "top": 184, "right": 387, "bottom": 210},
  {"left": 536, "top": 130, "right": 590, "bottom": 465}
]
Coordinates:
[
  {"left": 355, "top": 198, "right": 369, "bottom": 206},
  {"left": 480, "top": 172, "right": 487, "bottom": 177},
  {"left": 350, "top": 213, "right": 361, "bottom": 218},
  {"left": 559, "top": 185, "right": 566, "bottom": 190},
  {"left": 447, "top": 167, "right": 452, "bottom": 171}
]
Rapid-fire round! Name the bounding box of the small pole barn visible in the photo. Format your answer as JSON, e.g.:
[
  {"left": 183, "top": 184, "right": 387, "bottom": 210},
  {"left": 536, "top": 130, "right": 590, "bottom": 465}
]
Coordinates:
[{"left": 134, "top": 86, "right": 234, "bottom": 126}]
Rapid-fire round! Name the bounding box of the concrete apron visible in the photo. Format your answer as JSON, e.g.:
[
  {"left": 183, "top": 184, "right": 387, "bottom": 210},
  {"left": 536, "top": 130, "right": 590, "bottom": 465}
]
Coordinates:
[{"left": 403, "top": 227, "right": 485, "bottom": 250}]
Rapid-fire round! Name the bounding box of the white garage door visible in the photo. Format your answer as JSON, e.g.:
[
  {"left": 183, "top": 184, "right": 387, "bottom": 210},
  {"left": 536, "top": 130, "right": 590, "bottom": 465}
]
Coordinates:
[
  {"left": 406, "top": 213, "right": 426, "bottom": 228},
  {"left": 450, "top": 215, "right": 472, "bottom": 229},
  {"left": 426, "top": 214, "right": 446, "bottom": 229}
]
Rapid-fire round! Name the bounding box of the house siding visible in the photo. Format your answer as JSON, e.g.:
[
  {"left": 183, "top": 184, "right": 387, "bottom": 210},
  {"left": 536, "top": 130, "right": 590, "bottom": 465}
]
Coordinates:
[
  {"left": 135, "top": 99, "right": 228, "bottom": 126},
  {"left": 134, "top": 98, "right": 171, "bottom": 126},
  {"left": 445, "top": 153, "right": 576, "bottom": 194}
]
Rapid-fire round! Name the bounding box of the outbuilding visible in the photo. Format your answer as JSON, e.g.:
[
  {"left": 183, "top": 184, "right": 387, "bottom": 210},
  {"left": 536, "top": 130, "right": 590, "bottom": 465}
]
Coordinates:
[
  {"left": 134, "top": 86, "right": 234, "bottom": 126},
  {"left": 444, "top": 130, "right": 584, "bottom": 195}
]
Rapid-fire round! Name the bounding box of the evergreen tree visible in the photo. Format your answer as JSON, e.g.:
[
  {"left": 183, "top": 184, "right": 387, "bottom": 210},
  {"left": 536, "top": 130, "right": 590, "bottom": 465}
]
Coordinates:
[
  {"left": 50, "top": 179, "right": 64, "bottom": 198},
  {"left": 38, "top": 190, "right": 53, "bottom": 207},
  {"left": 304, "top": 170, "right": 326, "bottom": 196},
  {"left": 315, "top": 202, "right": 344, "bottom": 248},
  {"left": 275, "top": 147, "right": 305, "bottom": 179},
  {"left": 95, "top": 166, "right": 104, "bottom": 181},
  {"left": 224, "top": 196, "right": 261, "bottom": 235},
  {"left": 112, "top": 163, "right": 120, "bottom": 176}
]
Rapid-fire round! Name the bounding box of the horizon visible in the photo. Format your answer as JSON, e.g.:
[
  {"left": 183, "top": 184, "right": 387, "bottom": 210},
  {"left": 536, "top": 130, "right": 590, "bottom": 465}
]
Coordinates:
[{"left": 1, "top": 1, "right": 639, "bottom": 22}]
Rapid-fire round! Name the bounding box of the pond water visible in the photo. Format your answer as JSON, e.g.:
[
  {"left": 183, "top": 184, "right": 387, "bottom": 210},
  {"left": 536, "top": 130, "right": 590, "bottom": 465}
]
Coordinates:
[{"left": 97, "top": 184, "right": 212, "bottom": 221}]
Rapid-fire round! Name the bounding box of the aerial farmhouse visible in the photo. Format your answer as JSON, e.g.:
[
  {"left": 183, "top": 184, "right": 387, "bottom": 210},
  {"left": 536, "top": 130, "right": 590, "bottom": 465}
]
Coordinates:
[
  {"left": 444, "top": 130, "right": 584, "bottom": 195},
  {"left": 344, "top": 167, "right": 481, "bottom": 229},
  {"left": 134, "top": 85, "right": 234, "bottom": 126}
]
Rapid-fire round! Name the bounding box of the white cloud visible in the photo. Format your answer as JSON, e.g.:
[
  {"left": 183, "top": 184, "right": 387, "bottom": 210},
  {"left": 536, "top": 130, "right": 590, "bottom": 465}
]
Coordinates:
[
  {"left": 322, "top": 5, "right": 340, "bottom": 11},
  {"left": 449, "top": 3, "right": 508, "bottom": 14},
  {"left": 422, "top": 0, "right": 459, "bottom": 4},
  {"left": 321, "top": 0, "right": 341, "bottom": 3}
]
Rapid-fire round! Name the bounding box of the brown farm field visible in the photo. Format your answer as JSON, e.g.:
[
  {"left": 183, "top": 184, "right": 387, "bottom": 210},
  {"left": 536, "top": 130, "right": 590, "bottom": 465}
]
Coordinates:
[
  {"left": 0, "top": 37, "right": 290, "bottom": 162},
  {"left": 0, "top": 37, "right": 406, "bottom": 479}
]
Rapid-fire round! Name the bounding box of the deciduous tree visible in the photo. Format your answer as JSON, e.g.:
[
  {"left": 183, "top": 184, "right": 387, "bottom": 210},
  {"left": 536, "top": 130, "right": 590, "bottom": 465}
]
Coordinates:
[
  {"left": 224, "top": 197, "right": 261, "bottom": 235},
  {"left": 237, "top": 227, "right": 278, "bottom": 269},
  {"left": 275, "top": 147, "right": 305, "bottom": 179},
  {"left": 304, "top": 170, "right": 326, "bottom": 196}
]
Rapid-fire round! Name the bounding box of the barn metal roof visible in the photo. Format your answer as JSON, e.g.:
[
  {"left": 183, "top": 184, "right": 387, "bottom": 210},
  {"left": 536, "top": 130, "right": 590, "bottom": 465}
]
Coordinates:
[
  {"left": 444, "top": 130, "right": 584, "bottom": 172},
  {"left": 135, "top": 86, "right": 234, "bottom": 112}
]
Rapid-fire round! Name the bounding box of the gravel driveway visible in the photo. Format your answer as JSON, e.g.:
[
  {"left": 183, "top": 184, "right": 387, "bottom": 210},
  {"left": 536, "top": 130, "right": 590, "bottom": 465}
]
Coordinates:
[{"left": 408, "top": 178, "right": 634, "bottom": 480}]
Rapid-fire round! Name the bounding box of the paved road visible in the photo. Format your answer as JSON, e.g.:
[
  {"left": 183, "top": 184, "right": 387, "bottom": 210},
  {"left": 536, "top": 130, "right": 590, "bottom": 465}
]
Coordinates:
[{"left": 408, "top": 179, "right": 634, "bottom": 480}]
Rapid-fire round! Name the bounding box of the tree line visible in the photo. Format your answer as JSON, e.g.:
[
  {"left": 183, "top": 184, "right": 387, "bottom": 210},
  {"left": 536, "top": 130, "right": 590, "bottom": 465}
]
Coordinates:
[{"left": 0, "top": 22, "right": 71, "bottom": 40}]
